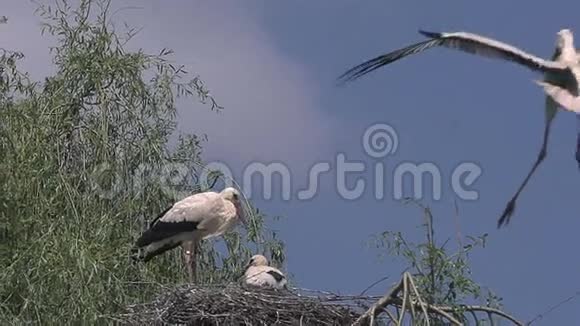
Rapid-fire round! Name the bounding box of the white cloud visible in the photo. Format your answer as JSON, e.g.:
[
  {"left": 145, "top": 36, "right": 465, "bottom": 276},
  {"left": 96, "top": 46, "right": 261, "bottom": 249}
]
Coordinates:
[
  {"left": 123, "top": 1, "right": 338, "bottom": 173},
  {"left": 3, "top": 1, "right": 337, "bottom": 176}
]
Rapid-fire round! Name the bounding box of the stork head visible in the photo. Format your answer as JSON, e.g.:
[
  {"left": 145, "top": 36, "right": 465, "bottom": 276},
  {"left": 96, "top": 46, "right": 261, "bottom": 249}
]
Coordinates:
[
  {"left": 221, "top": 187, "right": 247, "bottom": 227},
  {"left": 246, "top": 254, "right": 269, "bottom": 268},
  {"left": 556, "top": 29, "right": 574, "bottom": 49}
]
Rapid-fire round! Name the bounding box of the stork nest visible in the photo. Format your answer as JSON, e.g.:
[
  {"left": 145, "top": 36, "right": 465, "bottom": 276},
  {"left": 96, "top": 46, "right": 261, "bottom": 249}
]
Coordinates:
[{"left": 116, "top": 284, "right": 380, "bottom": 325}]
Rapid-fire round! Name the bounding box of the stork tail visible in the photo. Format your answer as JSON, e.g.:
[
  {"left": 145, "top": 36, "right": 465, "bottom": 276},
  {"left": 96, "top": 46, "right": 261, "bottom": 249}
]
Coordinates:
[{"left": 131, "top": 237, "right": 181, "bottom": 262}]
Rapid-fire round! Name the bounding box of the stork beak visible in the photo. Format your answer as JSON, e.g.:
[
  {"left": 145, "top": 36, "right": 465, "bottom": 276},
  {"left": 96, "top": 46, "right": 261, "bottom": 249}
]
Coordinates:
[
  {"left": 244, "top": 257, "right": 254, "bottom": 270},
  {"left": 236, "top": 203, "right": 248, "bottom": 228}
]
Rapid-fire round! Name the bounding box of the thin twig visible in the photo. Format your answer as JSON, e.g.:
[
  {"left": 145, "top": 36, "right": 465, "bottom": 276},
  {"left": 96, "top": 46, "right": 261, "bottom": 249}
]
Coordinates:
[
  {"left": 406, "top": 273, "right": 430, "bottom": 325},
  {"left": 453, "top": 198, "right": 464, "bottom": 249},
  {"left": 352, "top": 278, "right": 405, "bottom": 325},
  {"left": 527, "top": 290, "right": 580, "bottom": 325},
  {"left": 383, "top": 309, "right": 398, "bottom": 325},
  {"left": 389, "top": 299, "right": 523, "bottom": 326},
  {"left": 398, "top": 275, "right": 409, "bottom": 325},
  {"left": 390, "top": 298, "right": 462, "bottom": 325},
  {"left": 352, "top": 272, "right": 523, "bottom": 326},
  {"left": 445, "top": 305, "right": 522, "bottom": 326},
  {"left": 359, "top": 275, "right": 390, "bottom": 296}
]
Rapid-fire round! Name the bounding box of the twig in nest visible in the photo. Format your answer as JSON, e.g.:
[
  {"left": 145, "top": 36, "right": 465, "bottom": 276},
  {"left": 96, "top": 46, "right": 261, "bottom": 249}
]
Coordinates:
[{"left": 117, "top": 283, "right": 367, "bottom": 326}]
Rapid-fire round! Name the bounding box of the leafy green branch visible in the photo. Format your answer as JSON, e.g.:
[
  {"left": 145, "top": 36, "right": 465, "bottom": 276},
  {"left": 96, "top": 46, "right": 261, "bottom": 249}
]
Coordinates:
[{"left": 365, "top": 199, "right": 516, "bottom": 325}]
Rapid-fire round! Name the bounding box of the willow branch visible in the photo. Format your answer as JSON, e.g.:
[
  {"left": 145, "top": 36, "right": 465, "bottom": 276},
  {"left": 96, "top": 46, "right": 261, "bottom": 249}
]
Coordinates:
[
  {"left": 352, "top": 272, "right": 522, "bottom": 326},
  {"left": 451, "top": 305, "right": 523, "bottom": 326},
  {"left": 391, "top": 298, "right": 461, "bottom": 325},
  {"left": 405, "top": 273, "right": 430, "bottom": 324},
  {"left": 389, "top": 299, "right": 523, "bottom": 326},
  {"left": 352, "top": 278, "right": 404, "bottom": 326}
]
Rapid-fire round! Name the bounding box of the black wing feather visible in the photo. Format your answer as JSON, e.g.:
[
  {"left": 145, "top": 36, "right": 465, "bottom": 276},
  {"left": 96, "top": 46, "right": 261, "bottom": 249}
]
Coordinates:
[
  {"left": 266, "top": 270, "right": 286, "bottom": 283},
  {"left": 135, "top": 220, "right": 199, "bottom": 248},
  {"left": 337, "top": 39, "right": 441, "bottom": 84},
  {"left": 132, "top": 240, "right": 181, "bottom": 262},
  {"left": 149, "top": 205, "right": 173, "bottom": 227},
  {"left": 338, "top": 29, "right": 562, "bottom": 85}
]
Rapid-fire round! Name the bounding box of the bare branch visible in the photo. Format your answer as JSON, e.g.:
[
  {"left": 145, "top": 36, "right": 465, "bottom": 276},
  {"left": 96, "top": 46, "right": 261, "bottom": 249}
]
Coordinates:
[
  {"left": 406, "top": 273, "right": 431, "bottom": 325},
  {"left": 390, "top": 300, "right": 524, "bottom": 326},
  {"left": 352, "top": 277, "right": 404, "bottom": 326},
  {"left": 451, "top": 306, "right": 523, "bottom": 326},
  {"left": 527, "top": 290, "right": 580, "bottom": 325},
  {"left": 359, "top": 275, "right": 390, "bottom": 296},
  {"left": 352, "top": 273, "right": 523, "bottom": 326}
]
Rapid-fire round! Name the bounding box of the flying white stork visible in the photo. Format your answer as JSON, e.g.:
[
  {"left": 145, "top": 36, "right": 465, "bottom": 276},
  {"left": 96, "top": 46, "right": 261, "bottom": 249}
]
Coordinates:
[
  {"left": 244, "top": 254, "right": 288, "bottom": 290},
  {"left": 132, "top": 187, "right": 247, "bottom": 282},
  {"left": 338, "top": 28, "right": 580, "bottom": 228}
]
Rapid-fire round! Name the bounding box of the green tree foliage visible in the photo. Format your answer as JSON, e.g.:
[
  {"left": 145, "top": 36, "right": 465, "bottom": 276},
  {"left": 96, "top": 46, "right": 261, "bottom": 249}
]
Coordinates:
[
  {"left": 0, "top": 1, "right": 284, "bottom": 324},
  {"left": 368, "top": 200, "right": 507, "bottom": 325}
]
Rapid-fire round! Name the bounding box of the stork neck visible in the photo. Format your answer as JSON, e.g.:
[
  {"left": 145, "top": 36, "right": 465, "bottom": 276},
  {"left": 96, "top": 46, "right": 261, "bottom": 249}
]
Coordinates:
[{"left": 560, "top": 39, "right": 576, "bottom": 59}]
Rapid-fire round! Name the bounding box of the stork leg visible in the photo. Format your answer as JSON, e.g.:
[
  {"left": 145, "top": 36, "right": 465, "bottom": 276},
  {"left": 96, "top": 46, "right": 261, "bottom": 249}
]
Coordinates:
[
  {"left": 498, "top": 97, "right": 558, "bottom": 228},
  {"left": 182, "top": 240, "right": 197, "bottom": 283},
  {"left": 576, "top": 114, "right": 580, "bottom": 169}
]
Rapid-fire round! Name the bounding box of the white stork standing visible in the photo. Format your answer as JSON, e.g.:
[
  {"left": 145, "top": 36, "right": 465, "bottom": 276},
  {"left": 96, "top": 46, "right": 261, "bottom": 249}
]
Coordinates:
[
  {"left": 243, "top": 254, "right": 287, "bottom": 290},
  {"left": 132, "top": 187, "right": 247, "bottom": 282},
  {"left": 338, "top": 29, "right": 580, "bottom": 227}
]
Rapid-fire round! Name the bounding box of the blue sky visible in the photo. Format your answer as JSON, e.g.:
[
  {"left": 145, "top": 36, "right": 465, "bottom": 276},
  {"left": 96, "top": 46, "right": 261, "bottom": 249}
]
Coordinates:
[{"left": 5, "top": 0, "right": 580, "bottom": 324}]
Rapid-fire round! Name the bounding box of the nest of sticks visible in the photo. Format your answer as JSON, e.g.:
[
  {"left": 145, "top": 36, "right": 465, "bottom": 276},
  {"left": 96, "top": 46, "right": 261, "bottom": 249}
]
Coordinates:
[
  {"left": 116, "top": 273, "right": 526, "bottom": 326},
  {"left": 116, "top": 283, "right": 378, "bottom": 326}
]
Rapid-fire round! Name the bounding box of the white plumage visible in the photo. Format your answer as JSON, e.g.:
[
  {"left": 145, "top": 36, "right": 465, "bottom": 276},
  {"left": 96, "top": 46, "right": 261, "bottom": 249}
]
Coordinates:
[
  {"left": 132, "top": 187, "right": 246, "bottom": 281},
  {"left": 244, "top": 255, "right": 287, "bottom": 290},
  {"left": 338, "top": 29, "right": 580, "bottom": 102},
  {"left": 339, "top": 29, "right": 580, "bottom": 227}
]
